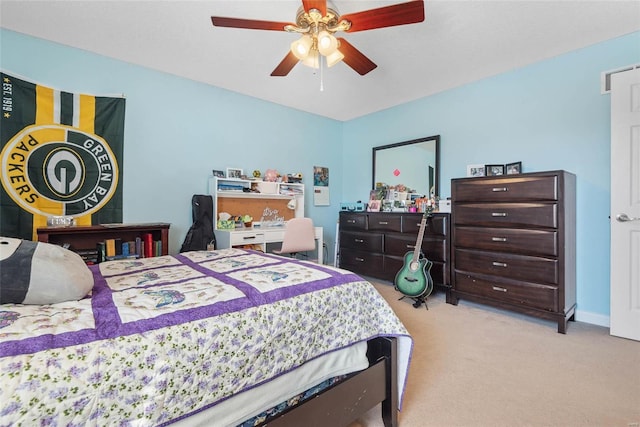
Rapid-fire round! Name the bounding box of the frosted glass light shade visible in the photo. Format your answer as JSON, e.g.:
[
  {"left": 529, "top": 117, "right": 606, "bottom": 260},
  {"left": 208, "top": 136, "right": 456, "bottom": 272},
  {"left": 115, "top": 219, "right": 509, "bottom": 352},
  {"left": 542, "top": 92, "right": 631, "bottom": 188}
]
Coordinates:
[
  {"left": 325, "top": 50, "right": 344, "bottom": 67},
  {"left": 302, "top": 50, "right": 320, "bottom": 69},
  {"left": 291, "top": 35, "right": 313, "bottom": 60},
  {"left": 317, "top": 31, "right": 338, "bottom": 56}
]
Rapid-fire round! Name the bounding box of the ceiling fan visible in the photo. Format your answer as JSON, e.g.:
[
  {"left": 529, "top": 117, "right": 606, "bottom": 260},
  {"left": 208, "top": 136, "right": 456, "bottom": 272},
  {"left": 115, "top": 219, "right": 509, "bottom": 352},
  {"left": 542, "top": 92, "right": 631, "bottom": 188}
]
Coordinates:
[{"left": 211, "top": 0, "right": 425, "bottom": 76}]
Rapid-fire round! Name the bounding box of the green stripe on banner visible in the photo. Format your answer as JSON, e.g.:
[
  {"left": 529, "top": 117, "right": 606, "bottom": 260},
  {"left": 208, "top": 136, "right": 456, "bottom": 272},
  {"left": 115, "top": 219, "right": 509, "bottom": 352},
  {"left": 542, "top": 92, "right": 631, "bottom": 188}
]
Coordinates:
[
  {"left": 0, "top": 72, "right": 125, "bottom": 240},
  {"left": 59, "top": 91, "right": 74, "bottom": 127}
]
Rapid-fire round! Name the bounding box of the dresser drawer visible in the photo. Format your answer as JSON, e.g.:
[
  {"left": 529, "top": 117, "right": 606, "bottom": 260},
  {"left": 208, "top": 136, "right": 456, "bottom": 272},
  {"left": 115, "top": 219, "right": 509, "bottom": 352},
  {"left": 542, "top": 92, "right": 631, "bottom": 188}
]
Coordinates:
[
  {"left": 454, "top": 272, "right": 558, "bottom": 312},
  {"left": 385, "top": 234, "right": 448, "bottom": 262},
  {"left": 401, "top": 214, "right": 448, "bottom": 236},
  {"left": 455, "top": 248, "right": 558, "bottom": 285},
  {"left": 454, "top": 226, "right": 558, "bottom": 257},
  {"left": 340, "top": 231, "right": 384, "bottom": 251},
  {"left": 339, "top": 249, "right": 384, "bottom": 275},
  {"left": 367, "top": 213, "right": 402, "bottom": 232},
  {"left": 454, "top": 203, "right": 557, "bottom": 228},
  {"left": 453, "top": 175, "right": 559, "bottom": 202},
  {"left": 340, "top": 212, "right": 367, "bottom": 230}
]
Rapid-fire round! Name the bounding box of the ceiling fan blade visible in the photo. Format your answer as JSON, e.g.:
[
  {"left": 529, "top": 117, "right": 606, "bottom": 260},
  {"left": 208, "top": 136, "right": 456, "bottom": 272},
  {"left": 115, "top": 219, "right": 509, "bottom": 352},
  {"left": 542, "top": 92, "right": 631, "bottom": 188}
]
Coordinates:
[
  {"left": 341, "top": 0, "right": 425, "bottom": 33},
  {"left": 271, "top": 51, "right": 299, "bottom": 76},
  {"left": 211, "top": 16, "right": 292, "bottom": 31},
  {"left": 302, "top": 0, "right": 326, "bottom": 16},
  {"left": 337, "top": 38, "right": 377, "bottom": 76}
]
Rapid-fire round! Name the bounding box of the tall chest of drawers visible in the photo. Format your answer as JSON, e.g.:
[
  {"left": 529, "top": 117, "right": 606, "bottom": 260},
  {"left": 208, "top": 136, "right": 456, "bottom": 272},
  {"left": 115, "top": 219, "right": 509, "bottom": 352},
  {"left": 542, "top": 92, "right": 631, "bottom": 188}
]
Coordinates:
[
  {"left": 338, "top": 212, "right": 451, "bottom": 294},
  {"left": 450, "top": 170, "right": 576, "bottom": 333}
]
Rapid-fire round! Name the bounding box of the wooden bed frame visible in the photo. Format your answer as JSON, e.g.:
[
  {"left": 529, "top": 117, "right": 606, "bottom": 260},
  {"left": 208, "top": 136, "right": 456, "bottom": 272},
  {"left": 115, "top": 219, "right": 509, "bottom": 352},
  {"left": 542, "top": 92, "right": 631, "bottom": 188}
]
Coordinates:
[{"left": 263, "top": 337, "right": 399, "bottom": 427}]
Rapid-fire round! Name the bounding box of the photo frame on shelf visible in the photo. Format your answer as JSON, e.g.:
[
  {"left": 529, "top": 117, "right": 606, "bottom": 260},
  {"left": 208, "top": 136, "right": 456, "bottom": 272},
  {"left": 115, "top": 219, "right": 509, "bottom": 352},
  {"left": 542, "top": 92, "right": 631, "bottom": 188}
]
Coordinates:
[
  {"left": 485, "top": 164, "right": 505, "bottom": 176},
  {"left": 212, "top": 169, "right": 225, "bottom": 178},
  {"left": 506, "top": 161, "right": 522, "bottom": 175},
  {"left": 467, "top": 164, "right": 486, "bottom": 177},
  {"left": 226, "top": 168, "right": 243, "bottom": 179},
  {"left": 367, "top": 199, "right": 381, "bottom": 212}
]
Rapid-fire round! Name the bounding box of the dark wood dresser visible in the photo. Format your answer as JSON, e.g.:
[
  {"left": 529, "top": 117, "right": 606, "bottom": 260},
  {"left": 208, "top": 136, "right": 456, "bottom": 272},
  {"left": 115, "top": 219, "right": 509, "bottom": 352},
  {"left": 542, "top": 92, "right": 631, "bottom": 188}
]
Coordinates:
[
  {"left": 338, "top": 212, "right": 451, "bottom": 293},
  {"left": 450, "top": 170, "right": 576, "bottom": 333}
]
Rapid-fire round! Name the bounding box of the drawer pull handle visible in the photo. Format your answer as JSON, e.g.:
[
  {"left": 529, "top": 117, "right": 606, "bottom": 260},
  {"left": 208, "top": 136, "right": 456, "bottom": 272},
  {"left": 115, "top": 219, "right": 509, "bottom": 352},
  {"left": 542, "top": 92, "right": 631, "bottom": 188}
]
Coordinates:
[
  {"left": 243, "top": 236, "right": 257, "bottom": 240},
  {"left": 407, "top": 244, "right": 416, "bottom": 249},
  {"left": 354, "top": 239, "right": 364, "bottom": 243},
  {"left": 378, "top": 221, "right": 389, "bottom": 225},
  {"left": 491, "top": 237, "right": 507, "bottom": 242},
  {"left": 347, "top": 219, "right": 356, "bottom": 224},
  {"left": 491, "top": 212, "right": 507, "bottom": 217},
  {"left": 355, "top": 257, "right": 365, "bottom": 262},
  {"left": 492, "top": 261, "right": 508, "bottom": 267},
  {"left": 492, "top": 286, "right": 508, "bottom": 292},
  {"left": 492, "top": 187, "right": 508, "bottom": 192}
]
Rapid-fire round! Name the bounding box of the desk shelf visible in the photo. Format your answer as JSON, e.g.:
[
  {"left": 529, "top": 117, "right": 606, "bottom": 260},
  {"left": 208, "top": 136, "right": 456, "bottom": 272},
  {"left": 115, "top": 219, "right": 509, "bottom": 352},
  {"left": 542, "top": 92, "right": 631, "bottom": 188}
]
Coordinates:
[{"left": 209, "top": 177, "right": 305, "bottom": 230}]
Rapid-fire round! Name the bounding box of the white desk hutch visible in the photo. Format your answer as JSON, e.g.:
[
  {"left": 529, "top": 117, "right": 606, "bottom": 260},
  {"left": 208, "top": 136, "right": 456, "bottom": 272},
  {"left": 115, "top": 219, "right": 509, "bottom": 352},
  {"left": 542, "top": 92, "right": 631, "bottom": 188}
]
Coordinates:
[{"left": 209, "top": 177, "right": 323, "bottom": 263}]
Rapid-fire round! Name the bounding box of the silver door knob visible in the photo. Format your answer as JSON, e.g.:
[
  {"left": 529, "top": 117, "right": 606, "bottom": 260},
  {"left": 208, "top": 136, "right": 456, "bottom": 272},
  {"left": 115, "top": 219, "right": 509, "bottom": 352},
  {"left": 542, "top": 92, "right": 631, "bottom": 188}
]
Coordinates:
[{"left": 616, "top": 213, "right": 640, "bottom": 222}]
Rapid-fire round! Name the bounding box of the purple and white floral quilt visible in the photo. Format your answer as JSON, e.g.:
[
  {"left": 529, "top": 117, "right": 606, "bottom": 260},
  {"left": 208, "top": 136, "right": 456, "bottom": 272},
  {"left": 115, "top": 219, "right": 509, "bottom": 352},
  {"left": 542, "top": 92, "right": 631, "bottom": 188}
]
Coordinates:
[{"left": 0, "top": 248, "right": 411, "bottom": 426}]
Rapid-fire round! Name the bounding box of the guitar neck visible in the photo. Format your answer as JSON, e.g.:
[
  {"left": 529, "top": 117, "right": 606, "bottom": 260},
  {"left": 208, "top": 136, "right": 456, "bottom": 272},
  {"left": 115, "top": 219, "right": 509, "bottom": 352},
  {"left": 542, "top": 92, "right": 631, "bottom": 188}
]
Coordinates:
[{"left": 412, "top": 211, "right": 430, "bottom": 262}]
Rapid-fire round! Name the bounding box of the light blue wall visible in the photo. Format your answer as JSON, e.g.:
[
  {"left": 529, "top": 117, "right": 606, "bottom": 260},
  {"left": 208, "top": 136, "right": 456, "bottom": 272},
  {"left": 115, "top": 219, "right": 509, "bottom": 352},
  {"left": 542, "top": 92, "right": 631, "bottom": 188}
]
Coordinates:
[
  {"left": 2, "top": 28, "right": 639, "bottom": 322},
  {"left": 0, "top": 29, "right": 344, "bottom": 260},
  {"left": 343, "top": 32, "right": 640, "bottom": 323}
]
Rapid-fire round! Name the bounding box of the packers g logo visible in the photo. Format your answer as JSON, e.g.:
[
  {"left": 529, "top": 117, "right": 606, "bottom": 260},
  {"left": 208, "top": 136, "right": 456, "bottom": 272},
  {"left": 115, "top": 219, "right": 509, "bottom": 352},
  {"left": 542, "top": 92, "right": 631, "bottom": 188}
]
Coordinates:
[{"left": 1, "top": 124, "right": 118, "bottom": 217}]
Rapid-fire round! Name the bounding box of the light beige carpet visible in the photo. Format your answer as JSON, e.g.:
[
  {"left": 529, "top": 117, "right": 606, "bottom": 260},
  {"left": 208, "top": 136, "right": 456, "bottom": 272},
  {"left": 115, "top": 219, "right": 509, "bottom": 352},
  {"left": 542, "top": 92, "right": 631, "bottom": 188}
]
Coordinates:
[{"left": 349, "top": 281, "right": 640, "bottom": 427}]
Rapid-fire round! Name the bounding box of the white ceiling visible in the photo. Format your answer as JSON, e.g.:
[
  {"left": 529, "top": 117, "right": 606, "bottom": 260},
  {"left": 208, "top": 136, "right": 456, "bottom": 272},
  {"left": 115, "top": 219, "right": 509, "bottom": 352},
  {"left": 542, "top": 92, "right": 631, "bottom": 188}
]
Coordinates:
[{"left": 1, "top": 1, "right": 639, "bottom": 121}]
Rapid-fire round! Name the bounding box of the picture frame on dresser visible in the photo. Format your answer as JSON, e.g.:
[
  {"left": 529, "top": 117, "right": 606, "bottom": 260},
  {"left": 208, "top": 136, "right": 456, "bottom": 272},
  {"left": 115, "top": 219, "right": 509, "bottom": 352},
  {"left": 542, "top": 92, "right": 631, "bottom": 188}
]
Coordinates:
[
  {"left": 212, "top": 169, "right": 225, "bottom": 178},
  {"left": 485, "top": 164, "right": 505, "bottom": 176},
  {"left": 506, "top": 161, "right": 522, "bottom": 175},
  {"left": 367, "top": 200, "right": 381, "bottom": 212},
  {"left": 466, "top": 164, "right": 486, "bottom": 177}
]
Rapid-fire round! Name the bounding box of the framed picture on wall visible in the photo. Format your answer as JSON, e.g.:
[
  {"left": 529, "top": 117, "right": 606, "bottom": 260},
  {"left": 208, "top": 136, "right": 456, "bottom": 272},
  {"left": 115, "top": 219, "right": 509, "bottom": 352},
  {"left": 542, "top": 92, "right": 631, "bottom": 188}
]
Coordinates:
[
  {"left": 226, "top": 168, "right": 243, "bottom": 179},
  {"left": 506, "top": 161, "right": 522, "bottom": 175},
  {"left": 485, "top": 164, "right": 505, "bottom": 176}
]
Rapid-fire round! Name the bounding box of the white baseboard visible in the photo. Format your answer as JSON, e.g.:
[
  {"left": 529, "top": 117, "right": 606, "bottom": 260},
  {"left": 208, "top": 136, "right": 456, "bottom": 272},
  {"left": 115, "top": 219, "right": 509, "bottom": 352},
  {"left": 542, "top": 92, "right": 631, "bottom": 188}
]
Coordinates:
[{"left": 575, "top": 309, "right": 610, "bottom": 328}]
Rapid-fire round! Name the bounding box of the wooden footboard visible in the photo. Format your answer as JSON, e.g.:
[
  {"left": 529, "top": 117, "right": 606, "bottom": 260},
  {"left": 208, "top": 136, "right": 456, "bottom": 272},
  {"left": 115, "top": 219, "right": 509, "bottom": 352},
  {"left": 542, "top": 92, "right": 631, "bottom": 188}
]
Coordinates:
[{"left": 264, "top": 337, "right": 398, "bottom": 427}]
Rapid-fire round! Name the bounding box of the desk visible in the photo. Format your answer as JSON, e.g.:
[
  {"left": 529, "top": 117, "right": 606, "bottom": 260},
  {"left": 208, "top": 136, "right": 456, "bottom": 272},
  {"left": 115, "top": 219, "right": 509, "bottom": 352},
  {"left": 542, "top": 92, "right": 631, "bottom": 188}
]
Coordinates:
[{"left": 215, "top": 226, "right": 323, "bottom": 264}]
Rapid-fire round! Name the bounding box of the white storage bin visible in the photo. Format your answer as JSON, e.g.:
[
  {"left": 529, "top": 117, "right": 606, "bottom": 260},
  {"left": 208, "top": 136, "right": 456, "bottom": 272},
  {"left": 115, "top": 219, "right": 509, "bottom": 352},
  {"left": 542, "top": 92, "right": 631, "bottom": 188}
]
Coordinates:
[{"left": 257, "top": 181, "right": 278, "bottom": 194}]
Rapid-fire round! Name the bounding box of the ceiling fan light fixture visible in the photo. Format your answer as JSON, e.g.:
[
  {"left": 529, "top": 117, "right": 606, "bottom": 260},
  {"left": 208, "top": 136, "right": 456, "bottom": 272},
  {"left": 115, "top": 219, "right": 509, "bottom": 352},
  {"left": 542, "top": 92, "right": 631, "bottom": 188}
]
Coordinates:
[
  {"left": 325, "top": 49, "right": 344, "bottom": 67},
  {"left": 317, "top": 30, "right": 338, "bottom": 56},
  {"left": 302, "top": 50, "right": 320, "bottom": 69},
  {"left": 291, "top": 35, "right": 313, "bottom": 60}
]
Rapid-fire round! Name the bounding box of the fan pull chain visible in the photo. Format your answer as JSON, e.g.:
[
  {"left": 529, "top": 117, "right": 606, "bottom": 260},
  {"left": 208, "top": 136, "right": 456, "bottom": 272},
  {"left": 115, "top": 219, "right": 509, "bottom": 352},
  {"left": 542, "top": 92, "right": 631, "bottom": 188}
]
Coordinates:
[{"left": 320, "top": 55, "right": 324, "bottom": 92}]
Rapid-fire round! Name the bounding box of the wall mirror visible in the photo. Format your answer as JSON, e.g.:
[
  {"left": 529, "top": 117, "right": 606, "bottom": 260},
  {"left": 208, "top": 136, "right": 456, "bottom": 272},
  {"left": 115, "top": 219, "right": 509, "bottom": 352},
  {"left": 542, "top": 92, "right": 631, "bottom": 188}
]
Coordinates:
[{"left": 372, "top": 135, "right": 440, "bottom": 197}]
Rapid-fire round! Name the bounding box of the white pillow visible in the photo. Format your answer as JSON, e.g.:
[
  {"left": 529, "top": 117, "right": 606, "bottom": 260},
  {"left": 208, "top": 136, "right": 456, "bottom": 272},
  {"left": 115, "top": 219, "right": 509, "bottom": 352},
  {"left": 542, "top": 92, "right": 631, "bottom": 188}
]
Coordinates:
[{"left": 0, "top": 236, "right": 93, "bottom": 304}]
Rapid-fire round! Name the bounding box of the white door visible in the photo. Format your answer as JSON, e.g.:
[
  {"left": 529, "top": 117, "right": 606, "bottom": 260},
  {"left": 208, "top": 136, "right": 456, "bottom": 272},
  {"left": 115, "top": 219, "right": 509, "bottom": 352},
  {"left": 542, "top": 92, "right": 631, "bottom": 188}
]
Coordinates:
[{"left": 610, "top": 68, "right": 640, "bottom": 341}]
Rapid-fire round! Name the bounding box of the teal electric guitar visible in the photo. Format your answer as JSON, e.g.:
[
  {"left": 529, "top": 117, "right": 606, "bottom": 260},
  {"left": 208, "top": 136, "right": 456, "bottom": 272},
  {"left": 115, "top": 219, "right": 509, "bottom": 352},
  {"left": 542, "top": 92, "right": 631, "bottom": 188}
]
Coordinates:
[{"left": 394, "top": 210, "right": 434, "bottom": 309}]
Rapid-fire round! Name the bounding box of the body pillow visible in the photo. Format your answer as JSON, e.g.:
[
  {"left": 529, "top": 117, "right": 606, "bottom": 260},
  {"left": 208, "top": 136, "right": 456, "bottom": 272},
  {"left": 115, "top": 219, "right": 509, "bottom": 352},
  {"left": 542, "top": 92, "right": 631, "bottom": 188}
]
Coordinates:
[{"left": 0, "top": 237, "right": 93, "bottom": 304}]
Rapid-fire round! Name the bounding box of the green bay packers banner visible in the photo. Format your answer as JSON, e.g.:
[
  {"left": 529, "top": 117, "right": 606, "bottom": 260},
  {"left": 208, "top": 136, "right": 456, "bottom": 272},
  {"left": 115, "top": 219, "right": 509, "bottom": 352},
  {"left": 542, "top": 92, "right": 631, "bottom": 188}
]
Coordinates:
[{"left": 1, "top": 72, "right": 125, "bottom": 240}]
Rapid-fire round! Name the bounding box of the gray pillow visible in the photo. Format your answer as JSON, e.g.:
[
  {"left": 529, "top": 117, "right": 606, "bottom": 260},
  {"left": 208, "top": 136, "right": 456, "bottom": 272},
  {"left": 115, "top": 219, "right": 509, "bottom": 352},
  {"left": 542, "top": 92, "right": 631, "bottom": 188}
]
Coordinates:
[{"left": 0, "top": 236, "right": 93, "bottom": 304}]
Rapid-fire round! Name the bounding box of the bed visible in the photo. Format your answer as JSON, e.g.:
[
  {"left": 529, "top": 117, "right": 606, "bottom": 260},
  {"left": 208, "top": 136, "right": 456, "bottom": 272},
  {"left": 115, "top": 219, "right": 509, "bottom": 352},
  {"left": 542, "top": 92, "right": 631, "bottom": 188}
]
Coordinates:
[{"left": 0, "top": 247, "right": 412, "bottom": 426}]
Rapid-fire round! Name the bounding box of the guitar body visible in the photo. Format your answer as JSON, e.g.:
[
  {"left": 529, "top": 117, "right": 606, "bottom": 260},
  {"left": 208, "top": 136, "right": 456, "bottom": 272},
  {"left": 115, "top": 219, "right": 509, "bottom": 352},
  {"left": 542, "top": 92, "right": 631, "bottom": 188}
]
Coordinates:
[
  {"left": 394, "top": 210, "right": 435, "bottom": 308},
  {"left": 394, "top": 251, "right": 434, "bottom": 298}
]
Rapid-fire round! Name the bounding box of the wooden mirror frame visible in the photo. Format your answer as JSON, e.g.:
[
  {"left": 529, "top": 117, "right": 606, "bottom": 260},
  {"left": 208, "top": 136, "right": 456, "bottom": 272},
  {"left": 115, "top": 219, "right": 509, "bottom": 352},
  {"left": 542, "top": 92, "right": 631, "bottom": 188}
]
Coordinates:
[{"left": 372, "top": 135, "right": 440, "bottom": 197}]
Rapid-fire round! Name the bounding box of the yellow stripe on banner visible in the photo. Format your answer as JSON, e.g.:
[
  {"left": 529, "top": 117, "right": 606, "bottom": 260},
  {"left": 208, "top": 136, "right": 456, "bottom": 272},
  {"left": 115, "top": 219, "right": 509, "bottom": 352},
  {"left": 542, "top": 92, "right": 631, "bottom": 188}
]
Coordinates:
[
  {"left": 78, "top": 94, "right": 96, "bottom": 133},
  {"left": 75, "top": 94, "right": 97, "bottom": 226},
  {"left": 35, "top": 84, "right": 54, "bottom": 124},
  {"left": 32, "top": 84, "right": 62, "bottom": 239}
]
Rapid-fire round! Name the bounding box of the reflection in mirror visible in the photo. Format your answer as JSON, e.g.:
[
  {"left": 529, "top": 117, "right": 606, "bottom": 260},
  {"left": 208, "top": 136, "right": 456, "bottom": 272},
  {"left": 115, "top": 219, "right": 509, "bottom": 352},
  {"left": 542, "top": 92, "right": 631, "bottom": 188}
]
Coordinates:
[{"left": 372, "top": 135, "right": 440, "bottom": 197}]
